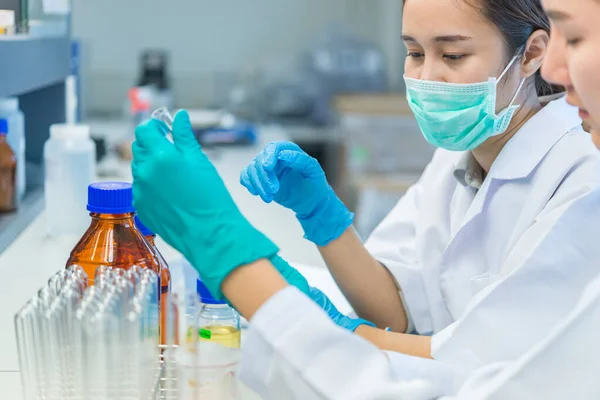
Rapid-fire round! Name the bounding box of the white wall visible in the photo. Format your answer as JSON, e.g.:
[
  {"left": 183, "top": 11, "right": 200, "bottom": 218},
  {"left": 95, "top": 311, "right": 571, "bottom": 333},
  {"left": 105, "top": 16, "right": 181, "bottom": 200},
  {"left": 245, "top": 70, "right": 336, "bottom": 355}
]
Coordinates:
[{"left": 73, "top": 0, "right": 390, "bottom": 114}]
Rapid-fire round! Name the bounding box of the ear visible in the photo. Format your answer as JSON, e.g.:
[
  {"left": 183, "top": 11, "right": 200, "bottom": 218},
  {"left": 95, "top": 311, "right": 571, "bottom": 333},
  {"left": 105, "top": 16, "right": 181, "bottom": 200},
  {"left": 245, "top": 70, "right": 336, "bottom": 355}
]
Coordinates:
[{"left": 521, "top": 29, "right": 549, "bottom": 78}]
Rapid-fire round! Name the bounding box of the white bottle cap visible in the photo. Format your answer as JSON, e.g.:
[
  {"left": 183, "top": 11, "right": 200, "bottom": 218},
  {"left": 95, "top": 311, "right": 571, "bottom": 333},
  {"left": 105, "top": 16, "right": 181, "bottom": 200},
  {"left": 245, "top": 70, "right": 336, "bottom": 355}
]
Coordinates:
[
  {"left": 0, "top": 97, "right": 19, "bottom": 111},
  {"left": 50, "top": 124, "right": 91, "bottom": 140}
]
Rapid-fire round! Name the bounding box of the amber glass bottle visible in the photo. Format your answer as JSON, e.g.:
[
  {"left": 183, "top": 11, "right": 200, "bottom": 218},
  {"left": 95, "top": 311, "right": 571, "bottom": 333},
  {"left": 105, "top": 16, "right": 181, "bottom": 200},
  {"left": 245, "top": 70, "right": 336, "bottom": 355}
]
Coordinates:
[
  {"left": 135, "top": 215, "right": 173, "bottom": 345},
  {"left": 66, "top": 182, "right": 161, "bottom": 285},
  {"left": 0, "top": 119, "right": 16, "bottom": 213}
]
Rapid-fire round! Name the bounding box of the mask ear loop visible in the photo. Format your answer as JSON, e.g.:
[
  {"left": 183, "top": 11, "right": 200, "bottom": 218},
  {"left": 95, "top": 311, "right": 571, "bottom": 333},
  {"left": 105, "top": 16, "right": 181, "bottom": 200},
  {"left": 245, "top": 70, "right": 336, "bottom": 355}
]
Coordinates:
[
  {"left": 497, "top": 52, "right": 526, "bottom": 115},
  {"left": 497, "top": 54, "right": 521, "bottom": 83}
]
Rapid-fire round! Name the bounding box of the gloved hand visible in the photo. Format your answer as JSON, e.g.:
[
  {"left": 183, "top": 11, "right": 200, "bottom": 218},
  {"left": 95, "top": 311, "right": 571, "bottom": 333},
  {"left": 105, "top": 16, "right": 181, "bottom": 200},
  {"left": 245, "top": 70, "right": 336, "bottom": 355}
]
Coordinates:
[
  {"left": 240, "top": 141, "right": 353, "bottom": 246},
  {"left": 309, "top": 287, "right": 375, "bottom": 332},
  {"left": 132, "top": 111, "right": 279, "bottom": 299}
]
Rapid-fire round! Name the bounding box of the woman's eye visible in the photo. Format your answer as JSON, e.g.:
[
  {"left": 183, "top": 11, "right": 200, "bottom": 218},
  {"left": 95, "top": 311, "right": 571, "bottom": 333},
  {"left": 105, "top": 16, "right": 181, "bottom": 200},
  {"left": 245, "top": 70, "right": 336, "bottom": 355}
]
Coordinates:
[
  {"left": 443, "top": 54, "right": 465, "bottom": 61},
  {"left": 566, "top": 38, "right": 582, "bottom": 47},
  {"left": 407, "top": 52, "right": 424, "bottom": 59}
]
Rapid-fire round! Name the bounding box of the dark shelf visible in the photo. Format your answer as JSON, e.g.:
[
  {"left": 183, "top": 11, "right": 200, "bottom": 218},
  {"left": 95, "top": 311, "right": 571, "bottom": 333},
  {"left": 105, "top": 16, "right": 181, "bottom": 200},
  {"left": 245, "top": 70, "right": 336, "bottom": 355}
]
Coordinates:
[
  {"left": 0, "top": 186, "right": 45, "bottom": 255},
  {"left": 0, "top": 36, "right": 70, "bottom": 98}
]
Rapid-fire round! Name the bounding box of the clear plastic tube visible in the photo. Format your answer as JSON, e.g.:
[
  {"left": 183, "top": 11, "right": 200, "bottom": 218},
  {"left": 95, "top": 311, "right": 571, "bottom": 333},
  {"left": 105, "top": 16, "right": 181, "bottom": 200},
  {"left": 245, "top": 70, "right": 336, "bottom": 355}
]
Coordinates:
[{"left": 151, "top": 107, "right": 174, "bottom": 132}]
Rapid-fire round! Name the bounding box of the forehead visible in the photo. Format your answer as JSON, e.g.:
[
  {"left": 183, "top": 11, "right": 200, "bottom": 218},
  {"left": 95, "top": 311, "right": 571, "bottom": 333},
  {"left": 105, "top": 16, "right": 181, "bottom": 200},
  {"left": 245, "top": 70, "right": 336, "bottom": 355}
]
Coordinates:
[
  {"left": 402, "top": 0, "right": 492, "bottom": 37},
  {"left": 543, "top": 0, "right": 597, "bottom": 21}
]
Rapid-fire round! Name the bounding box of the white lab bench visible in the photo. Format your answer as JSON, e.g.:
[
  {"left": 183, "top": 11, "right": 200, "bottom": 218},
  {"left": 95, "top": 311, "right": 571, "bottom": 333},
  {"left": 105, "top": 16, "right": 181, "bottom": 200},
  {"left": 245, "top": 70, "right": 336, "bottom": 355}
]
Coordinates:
[{"left": 0, "top": 124, "right": 331, "bottom": 399}]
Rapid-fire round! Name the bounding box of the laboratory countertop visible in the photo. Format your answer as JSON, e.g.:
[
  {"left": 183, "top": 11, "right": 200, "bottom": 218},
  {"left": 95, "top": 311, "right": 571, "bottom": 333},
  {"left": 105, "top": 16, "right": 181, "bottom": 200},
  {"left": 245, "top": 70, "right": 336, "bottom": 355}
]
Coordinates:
[{"left": 0, "top": 123, "right": 330, "bottom": 399}]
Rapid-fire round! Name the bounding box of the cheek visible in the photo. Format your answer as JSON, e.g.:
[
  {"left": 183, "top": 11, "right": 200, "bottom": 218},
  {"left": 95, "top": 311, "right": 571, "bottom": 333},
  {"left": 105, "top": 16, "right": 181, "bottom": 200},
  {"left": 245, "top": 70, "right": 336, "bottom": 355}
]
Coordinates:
[
  {"left": 570, "top": 49, "right": 600, "bottom": 123},
  {"left": 590, "top": 130, "right": 600, "bottom": 151}
]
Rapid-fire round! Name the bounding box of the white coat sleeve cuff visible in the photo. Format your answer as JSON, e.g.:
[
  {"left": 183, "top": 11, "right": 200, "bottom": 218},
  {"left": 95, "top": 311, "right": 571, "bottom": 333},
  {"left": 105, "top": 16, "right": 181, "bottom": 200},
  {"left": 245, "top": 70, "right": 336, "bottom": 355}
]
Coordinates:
[{"left": 431, "top": 322, "right": 458, "bottom": 358}]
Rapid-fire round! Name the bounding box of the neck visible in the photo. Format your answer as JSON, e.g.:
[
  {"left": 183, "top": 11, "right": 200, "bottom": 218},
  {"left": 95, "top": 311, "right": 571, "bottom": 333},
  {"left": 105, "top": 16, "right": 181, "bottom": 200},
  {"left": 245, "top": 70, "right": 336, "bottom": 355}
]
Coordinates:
[{"left": 472, "top": 93, "right": 542, "bottom": 173}]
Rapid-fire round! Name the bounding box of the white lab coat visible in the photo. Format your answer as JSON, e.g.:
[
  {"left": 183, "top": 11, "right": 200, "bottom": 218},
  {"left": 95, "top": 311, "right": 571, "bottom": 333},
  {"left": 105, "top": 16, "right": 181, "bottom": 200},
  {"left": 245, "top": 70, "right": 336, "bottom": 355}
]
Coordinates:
[
  {"left": 452, "top": 272, "right": 600, "bottom": 400},
  {"left": 363, "top": 97, "right": 600, "bottom": 370},
  {"left": 240, "top": 278, "right": 600, "bottom": 400}
]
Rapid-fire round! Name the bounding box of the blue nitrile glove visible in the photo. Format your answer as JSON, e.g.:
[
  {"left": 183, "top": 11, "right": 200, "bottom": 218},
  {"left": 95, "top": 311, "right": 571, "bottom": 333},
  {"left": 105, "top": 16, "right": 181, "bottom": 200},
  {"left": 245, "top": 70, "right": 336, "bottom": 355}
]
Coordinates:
[
  {"left": 309, "top": 287, "right": 375, "bottom": 332},
  {"left": 270, "top": 254, "right": 310, "bottom": 296},
  {"left": 131, "top": 110, "right": 279, "bottom": 299},
  {"left": 240, "top": 141, "right": 354, "bottom": 246}
]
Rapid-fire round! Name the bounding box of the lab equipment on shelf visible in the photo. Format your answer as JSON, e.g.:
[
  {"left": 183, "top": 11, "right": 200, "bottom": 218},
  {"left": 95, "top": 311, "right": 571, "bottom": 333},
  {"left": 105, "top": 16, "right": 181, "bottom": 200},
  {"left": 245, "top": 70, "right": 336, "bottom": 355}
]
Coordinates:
[
  {"left": 0, "top": 98, "right": 26, "bottom": 201},
  {"left": 0, "top": 9, "right": 15, "bottom": 35},
  {"left": 136, "top": 50, "right": 174, "bottom": 111},
  {"left": 44, "top": 123, "right": 96, "bottom": 237},
  {"left": 0, "top": 119, "right": 16, "bottom": 212}
]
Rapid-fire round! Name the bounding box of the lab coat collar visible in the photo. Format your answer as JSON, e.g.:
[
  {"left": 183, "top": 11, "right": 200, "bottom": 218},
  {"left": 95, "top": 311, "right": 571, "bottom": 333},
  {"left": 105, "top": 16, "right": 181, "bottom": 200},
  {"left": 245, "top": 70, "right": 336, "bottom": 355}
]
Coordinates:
[
  {"left": 488, "top": 95, "right": 582, "bottom": 181},
  {"left": 453, "top": 153, "right": 484, "bottom": 190}
]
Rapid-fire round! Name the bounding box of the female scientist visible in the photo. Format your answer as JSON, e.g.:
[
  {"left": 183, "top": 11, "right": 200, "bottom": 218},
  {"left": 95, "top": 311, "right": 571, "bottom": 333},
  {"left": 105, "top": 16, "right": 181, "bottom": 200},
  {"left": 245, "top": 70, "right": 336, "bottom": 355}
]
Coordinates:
[{"left": 238, "top": 0, "right": 600, "bottom": 371}]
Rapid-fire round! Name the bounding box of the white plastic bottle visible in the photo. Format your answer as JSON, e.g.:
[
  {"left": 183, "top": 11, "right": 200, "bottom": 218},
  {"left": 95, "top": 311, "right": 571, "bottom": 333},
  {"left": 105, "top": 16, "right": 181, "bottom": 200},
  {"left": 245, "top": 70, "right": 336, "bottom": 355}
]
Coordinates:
[
  {"left": 0, "top": 98, "right": 25, "bottom": 201},
  {"left": 44, "top": 124, "right": 96, "bottom": 237}
]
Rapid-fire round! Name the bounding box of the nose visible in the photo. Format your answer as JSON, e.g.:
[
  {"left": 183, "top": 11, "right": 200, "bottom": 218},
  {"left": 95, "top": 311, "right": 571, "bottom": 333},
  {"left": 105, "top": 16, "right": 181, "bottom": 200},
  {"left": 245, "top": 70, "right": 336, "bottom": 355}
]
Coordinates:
[
  {"left": 541, "top": 29, "right": 571, "bottom": 89},
  {"left": 420, "top": 58, "right": 442, "bottom": 82}
]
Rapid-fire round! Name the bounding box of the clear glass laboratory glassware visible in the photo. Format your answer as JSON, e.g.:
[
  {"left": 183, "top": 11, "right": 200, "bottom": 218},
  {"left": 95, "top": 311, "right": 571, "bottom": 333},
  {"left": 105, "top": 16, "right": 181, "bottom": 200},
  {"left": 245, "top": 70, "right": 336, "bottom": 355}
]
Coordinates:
[
  {"left": 47, "top": 269, "right": 69, "bottom": 296},
  {"left": 151, "top": 107, "right": 222, "bottom": 160},
  {"left": 35, "top": 286, "right": 56, "bottom": 397},
  {"left": 177, "top": 291, "right": 202, "bottom": 400},
  {"left": 15, "top": 299, "right": 39, "bottom": 400},
  {"left": 151, "top": 107, "right": 174, "bottom": 132},
  {"left": 67, "top": 264, "right": 89, "bottom": 295},
  {"left": 54, "top": 282, "right": 82, "bottom": 398},
  {"left": 195, "top": 279, "right": 241, "bottom": 399},
  {"left": 131, "top": 279, "right": 159, "bottom": 398},
  {"left": 161, "top": 292, "right": 180, "bottom": 399}
]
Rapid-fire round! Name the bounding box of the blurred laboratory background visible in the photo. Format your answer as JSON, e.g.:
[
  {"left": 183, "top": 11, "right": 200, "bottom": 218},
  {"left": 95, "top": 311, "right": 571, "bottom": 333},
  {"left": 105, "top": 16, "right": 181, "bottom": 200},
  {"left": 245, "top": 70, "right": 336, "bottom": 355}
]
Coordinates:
[
  {"left": 0, "top": 0, "right": 437, "bottom": 254},
  {"left": 0, "top": 1, "right": 438, "bottom": 397}
]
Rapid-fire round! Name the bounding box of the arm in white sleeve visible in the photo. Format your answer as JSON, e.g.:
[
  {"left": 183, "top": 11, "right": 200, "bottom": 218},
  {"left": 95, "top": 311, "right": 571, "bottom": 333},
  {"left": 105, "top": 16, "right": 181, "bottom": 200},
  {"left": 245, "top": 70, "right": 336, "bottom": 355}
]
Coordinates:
[
  {"left": 432, "top": 189, "right": 600, "bottom": 373},
  {"left": 454, "top": 274, "right": 600, "bottom": 400},
  {"left": 240, "top": 287, "right": 459, "bottom": 400}
]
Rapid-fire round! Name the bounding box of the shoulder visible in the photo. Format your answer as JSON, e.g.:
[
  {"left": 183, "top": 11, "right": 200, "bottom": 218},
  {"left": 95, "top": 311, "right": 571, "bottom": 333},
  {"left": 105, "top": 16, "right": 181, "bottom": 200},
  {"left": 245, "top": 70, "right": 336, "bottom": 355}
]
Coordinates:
[
  {"left": 537, "top": 127, "right": 600, "bottom": 198},
  {"left": 551, "top": 126, "right": 598, "bottom": 160}
]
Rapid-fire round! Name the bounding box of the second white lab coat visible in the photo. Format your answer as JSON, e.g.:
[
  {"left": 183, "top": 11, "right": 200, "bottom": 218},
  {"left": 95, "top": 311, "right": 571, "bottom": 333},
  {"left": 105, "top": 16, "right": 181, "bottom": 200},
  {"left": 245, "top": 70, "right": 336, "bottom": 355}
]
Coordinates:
[
  {"left": 365, "top": 97, "right": 598, "bottom": 335},
  {"left": 240, "top": 277, "right": 600, "bottom": 400},
  {"left": 362, "top": 97, "right": 600, "bottom": 372}
]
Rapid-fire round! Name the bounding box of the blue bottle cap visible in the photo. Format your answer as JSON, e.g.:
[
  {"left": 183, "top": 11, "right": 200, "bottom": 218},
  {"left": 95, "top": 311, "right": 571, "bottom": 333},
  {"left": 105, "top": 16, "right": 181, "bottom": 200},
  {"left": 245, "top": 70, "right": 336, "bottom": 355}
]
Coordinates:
[
  {"left": 0, "top": 119, "right": 7, "bottom": 135},
  {"left": 197, "top": 279, "right": 227, "bottom": 305},
  {"left": 134, "top": 215, "right": 154, "bottom": 237},
  {"left": 87, "top": 182, "right": 136, "bottom": 214}
]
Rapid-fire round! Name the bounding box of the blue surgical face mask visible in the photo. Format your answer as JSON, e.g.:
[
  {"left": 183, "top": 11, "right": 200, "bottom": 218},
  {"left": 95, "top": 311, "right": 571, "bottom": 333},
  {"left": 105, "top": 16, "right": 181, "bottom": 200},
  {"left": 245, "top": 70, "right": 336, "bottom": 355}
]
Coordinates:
[{"left": 404, "top": 55, "right": 525, "bottom": 151}]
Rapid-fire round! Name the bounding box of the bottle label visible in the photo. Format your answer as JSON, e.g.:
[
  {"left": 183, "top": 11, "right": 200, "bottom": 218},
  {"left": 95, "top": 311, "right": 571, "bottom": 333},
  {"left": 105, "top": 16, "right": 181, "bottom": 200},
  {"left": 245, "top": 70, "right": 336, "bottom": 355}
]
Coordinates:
[{"left": 199, "top": 329, "right": 212, "bottom": 340}]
